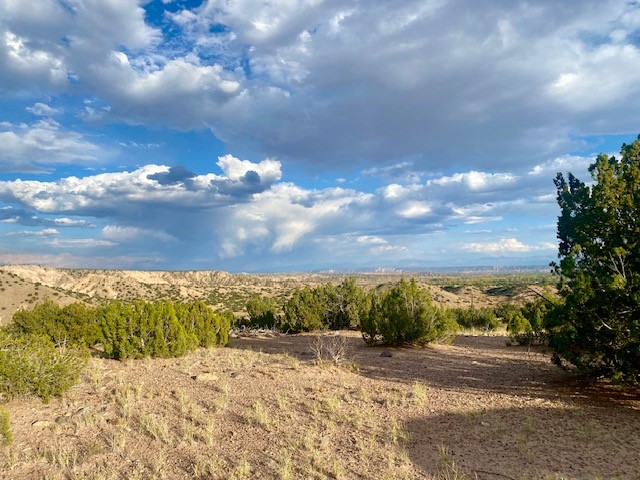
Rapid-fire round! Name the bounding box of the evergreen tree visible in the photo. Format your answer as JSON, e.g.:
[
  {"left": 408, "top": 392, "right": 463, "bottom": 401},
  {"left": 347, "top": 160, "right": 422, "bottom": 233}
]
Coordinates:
[{"left": 550, "top": 135, "right": 640, "bottom": 383}]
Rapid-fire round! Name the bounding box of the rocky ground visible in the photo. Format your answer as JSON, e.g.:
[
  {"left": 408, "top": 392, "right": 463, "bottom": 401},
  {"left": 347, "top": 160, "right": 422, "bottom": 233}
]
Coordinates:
[{"left": 2, "top": 332, "right": 638, "bottom": 480}]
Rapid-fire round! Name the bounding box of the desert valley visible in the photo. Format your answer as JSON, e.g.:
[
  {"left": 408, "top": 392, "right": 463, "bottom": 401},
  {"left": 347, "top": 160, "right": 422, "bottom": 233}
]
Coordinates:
[{"left": 0, "top": 266, "right": 637, "bottom": 480}]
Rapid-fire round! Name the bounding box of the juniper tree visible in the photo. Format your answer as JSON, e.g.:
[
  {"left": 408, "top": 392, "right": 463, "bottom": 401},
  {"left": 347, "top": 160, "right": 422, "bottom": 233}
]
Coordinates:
[{"left": 550, "top": 135, "right": 640, "bottom": 384}]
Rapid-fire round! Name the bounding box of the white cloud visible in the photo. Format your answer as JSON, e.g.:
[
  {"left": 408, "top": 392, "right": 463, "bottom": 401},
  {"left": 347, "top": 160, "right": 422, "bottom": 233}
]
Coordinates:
[
  {"left": 357, "top": 235, "right": 387, "bottom": 245},
  {"left": 462, "top": 238, "right": 557, "bottom": 255},
  {"left": 428, "top": 171, "right": 516, "bottom": 191},
  {"left": 45, "top": 238, "right": 115, "bottom": 248},
  {"left": 53, "top": 218, "right": 92, "bottom": 227},
  {"left": 370, "top": 244, "right": 408, "bottom": 255},
  {"left": 213, "top": 182, "right": 374, "bottom": 257},
  {"left": 0, "top": 252, "right": 162, "bottom": 269},
  {"left": 0, "top": 155, "right": 282, "bottom": 214},
  {"left": 3, "top": 228, "right": 60, "bottom": 237},
  {"left": 0, "top": 155, "right": 567, "bottom": 266},
  {"left": 26, "top": 102, "right": 61, "bottom": 117},
  {"left": 1, "top": 0, "right": 638, "bottom": 172},
  {"left": 398, "top": 201, "right": 432, "bottom": 219},
  {"left": 101, "top": 225, "right": 175, "bottom": 243},
  {"left": 0, "top": 119, "right": 100, "bottom": 172},
  {"left": 462, "top": 238, "right": 532, "bottom": 254}
]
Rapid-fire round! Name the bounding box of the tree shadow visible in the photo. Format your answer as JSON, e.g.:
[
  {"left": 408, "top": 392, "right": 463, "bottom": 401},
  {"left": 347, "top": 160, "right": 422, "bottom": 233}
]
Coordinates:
[
  {"left": 229, "top": 332, "right": 640, "bottom": 405},
  {"left": 232, "top": 334, "right": 559, "bottom": 394},
  {"left": 406, "top": 403, "right": 640, "bottom": 479},
  {"left": 230, "top": 332, "right": 640, "bottom": 478}
]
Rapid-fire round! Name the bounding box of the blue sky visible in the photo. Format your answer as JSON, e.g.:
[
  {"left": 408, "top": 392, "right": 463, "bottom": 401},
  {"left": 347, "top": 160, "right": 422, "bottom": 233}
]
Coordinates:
[{"left": 0, "top": 0, "right": 639, "bottom": 272}]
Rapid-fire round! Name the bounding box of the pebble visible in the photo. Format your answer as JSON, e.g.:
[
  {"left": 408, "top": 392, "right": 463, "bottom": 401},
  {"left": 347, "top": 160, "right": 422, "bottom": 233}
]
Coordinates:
[
  {"left": 192, "top": 373, "right": 218, "bottom": 382},
  {"left": 380, "top": 350, "right": 394, "bottom": 358},
  {"left": 31, "top": 420, "right": 52, "bottom": 428}
]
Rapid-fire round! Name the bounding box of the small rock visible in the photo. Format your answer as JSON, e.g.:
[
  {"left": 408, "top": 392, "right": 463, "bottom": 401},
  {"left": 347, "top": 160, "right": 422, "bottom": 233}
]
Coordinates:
[
  {"left": 380, "top": 350, "right": 394, "bottom": 358},
  {"left": 193, "top": 373, "right": 218, "bottom": 382},
  {"left": 75, "top": 407, "right": 90, "bottom": 416},
  {"left": 31, "top": 420, "right": 52, "bottom": 428},
  {"left": 480, "top": 421, "right": 490, "bottom": 427}
]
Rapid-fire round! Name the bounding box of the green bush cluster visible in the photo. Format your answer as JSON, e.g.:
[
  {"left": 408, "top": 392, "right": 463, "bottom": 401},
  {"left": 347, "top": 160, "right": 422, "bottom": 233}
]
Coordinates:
[
  {"left": 10, "top": 298, "right": 99, "bottom": 347},
  {"left": 98, "top": 300, "right": 230, "bottom": 360},
  {"left": 0, "top": 297, "right": 230, "bottom": 413},
  {"left": 279, "top": 277, "right": 367, "bottom": 332},
  {"left": 243, "top": 295, "right": 278, "bottom": 328},
  {"left": 362, "top": 278, "right": 457, "bottom": 346},
  {"left": 9, "top": 298, "right": 230, "bottom": 361},
  {"left": 451, "top": 307, "right": 500, "bottom": 331},
  {"left": 505, "top": 299, "right": 554, "bottom": 346},
  {"left": 0, "top": 330, "right": 88, "bottom": 403}
]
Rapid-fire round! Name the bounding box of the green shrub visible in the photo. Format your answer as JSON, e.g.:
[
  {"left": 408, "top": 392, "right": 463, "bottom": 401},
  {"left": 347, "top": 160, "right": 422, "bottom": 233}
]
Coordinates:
[
  {"left": 451, "top": 307, "right": 500, "bottom": 331},
  {"left": 362, "top": 278, "right": 457, "bottom": 346},
  {"left": 176, "top": 301, "right": 230, "bottom": 348},
  {"left": 245, "top": 295, "right": 278, "bottom": 328},
  {"left": 493, "top": 302, "right": 522, "bottom": 323},
  {"left": 10, "top": 299, "right": 99, "bottom": 347},
  {"left": 322, "top": 277, "right": 368, "bottom": 330},
  {"left": 506, "top": 299, "right": 553, "bottom": 346},
  {"left": 280, "top": 277, "right": 368, "bottom": 332},
  {"left": 0, "top": 331, "right": 89, "bottom": 403},
  {"left": 281, "top": 287, "right": 326, "bottom": 332},
  {"left": 0, "top": 406, "right": 11, "bottom": 446},
  {"left": 98, "top": 299, "right": 229, "bottom": 360}
]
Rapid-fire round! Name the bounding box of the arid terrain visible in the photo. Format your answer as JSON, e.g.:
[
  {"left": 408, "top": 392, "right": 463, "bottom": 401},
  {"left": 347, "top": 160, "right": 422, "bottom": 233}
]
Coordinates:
[
  {"left": 2, "top": 265, "right": 636, "bottom": 480},
  {"left": 2, "top": 332, "right": 638, "bottom": 479},
  {"left": 0, "top": 265, "right": 551, "bottom": 321}
]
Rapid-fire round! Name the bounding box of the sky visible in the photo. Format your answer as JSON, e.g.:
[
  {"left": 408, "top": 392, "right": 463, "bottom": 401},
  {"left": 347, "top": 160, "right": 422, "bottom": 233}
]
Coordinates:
[{"left": 0, "top": 0, "right": 639, "bottom": 272}]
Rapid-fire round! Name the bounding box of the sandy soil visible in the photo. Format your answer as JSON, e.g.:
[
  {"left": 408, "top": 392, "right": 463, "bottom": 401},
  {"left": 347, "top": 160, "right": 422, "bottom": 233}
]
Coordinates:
[{"left": 2, "top": 333, "right": 638, "bottom": 480}]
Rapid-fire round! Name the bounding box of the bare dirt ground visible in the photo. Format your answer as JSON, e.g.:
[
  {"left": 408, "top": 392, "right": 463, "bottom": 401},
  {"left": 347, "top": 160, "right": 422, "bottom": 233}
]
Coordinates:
[{"left": 2, "top": 332, "right": 638, "bottom": 480}]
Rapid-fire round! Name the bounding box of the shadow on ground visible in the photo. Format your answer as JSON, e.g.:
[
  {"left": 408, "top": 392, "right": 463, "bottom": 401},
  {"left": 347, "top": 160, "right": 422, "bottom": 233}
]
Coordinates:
[
  {"left": 406, "top": 403, "right": 640, "bottom": 480},
  {"left": 230, "top": 331, "right": 640, "bottom": 480},
  {"left": 230, "top": 333, "right": 586, "bottom": 400}
]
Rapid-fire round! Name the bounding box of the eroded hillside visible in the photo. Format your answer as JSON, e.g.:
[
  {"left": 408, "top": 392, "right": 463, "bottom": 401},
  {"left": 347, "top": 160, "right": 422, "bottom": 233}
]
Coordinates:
[{"left": 0, "top": 265, "right": 553, "bottom": 320}]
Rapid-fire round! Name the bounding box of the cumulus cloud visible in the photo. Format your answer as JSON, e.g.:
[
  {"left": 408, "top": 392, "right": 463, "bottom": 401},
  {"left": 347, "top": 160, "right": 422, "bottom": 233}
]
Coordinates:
[
  {"left": 26, "top": 102, "right": 61, "bottom": 117},
  {"left": 462, "top": 238, "right": 556, "bottom": 254},
  {"left": 462, "top": 238, "right": 532, "bottom": 254},
  {"left": 427, "top": 171, "right": 516, "bottom": 191},
  {"left": 0, "top": 119, "right": 100, "bottom": 172},
  {"left": 0, "top": 155, "right": 282, "bottom": 215},
  {"left": 357, "top": 235, "right": 388, "bottom": 245},
  {"left": 0, "top": 156, "right": 564, "bottom": 263},
  {"left": 0, "top": 152, "right": 569, "bottom": 268},
  {"left": 1, "top": 0, "right": 639, "bottom": 172}
]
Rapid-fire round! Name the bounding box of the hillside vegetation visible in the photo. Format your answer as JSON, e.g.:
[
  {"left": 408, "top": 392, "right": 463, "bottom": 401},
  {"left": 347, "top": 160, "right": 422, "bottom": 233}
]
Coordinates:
[
  {"left": 0, "top": 265, "right": 551, "bottom": 321},
  {"left": 0, "top": 266, "right": 638, "bottom": 479}
]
